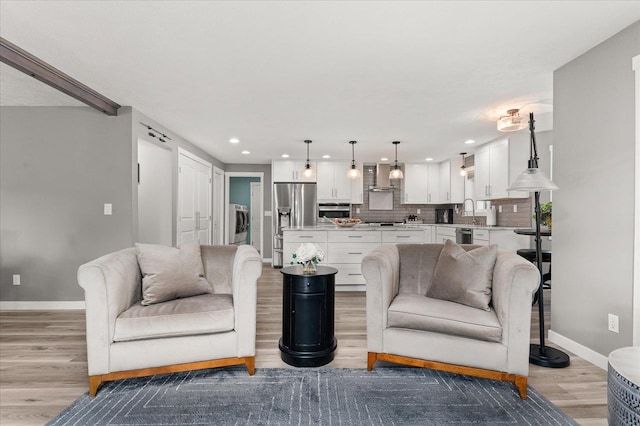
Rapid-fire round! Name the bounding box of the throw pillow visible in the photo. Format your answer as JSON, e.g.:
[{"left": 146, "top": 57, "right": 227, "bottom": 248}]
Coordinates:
[
  {"left": 427, "top": 240, "right": 498, "bottom": 311},
  {"left": 136, "top": 242, "right": 213, "bottom": 306}
]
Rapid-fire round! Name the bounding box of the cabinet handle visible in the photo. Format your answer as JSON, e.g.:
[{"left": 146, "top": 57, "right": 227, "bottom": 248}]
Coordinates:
[
  {"left": 347, "top": 273, "right": 362, "bottom": 276},
  {"left": 447, "top": 191, "right": 450, "bottom": 201},
  {"left": 348, "top": 252, "right": 363, "bottom": 255},
  {"left": 396, "top": 235, "right": 411, "bottom": 238},
  {"left": 428, "top": 194, "right": 431, "bottom": 202},
  {"left": 347, "top": 235, "right": 362, "bottom": 238},
  {"left": 299, "top": 236, "right": 314, "bottom": 238},
  {"left": 489, "top": 185, "right": 492, "bottom": 195},
  {"left": 405, "top": 193, "right": 408, "bottom": 202}
]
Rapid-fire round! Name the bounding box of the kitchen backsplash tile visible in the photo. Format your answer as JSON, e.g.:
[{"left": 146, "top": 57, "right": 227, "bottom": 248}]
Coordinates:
[{"left": 351, "top": 163, "right": 533, "bottom": 227}]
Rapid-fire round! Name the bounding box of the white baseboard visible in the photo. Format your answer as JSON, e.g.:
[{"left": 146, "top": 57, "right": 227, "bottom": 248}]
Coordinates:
[
  {"left": 548, "top": 329, "right": 608, "bottom": 370},
  {"left": 0, "top": 301, "right": 85, "bottom": 310},
  {"left": 262, "top": 258, "right": 272, "bottom": 263}
]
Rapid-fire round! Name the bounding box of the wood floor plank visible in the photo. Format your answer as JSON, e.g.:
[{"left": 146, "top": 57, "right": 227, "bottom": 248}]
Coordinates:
[{"left": 0, "top": 264, "right": 608, "bottom": 425}]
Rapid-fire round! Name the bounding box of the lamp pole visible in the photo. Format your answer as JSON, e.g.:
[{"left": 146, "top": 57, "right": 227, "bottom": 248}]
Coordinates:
[{"left": 526, "top": 113, "right": 570, "bottom": 368}]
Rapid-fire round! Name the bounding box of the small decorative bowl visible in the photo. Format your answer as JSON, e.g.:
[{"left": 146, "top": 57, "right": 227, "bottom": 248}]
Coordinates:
[{"left": 331, "top": 218, "right": 361, "bottom": 228}]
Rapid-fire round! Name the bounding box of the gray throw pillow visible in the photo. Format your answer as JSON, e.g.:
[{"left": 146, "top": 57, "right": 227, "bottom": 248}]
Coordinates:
[
  {"left": 427, "top": 240, "right": 498, "bottom": 311},
  {"left": 136, "top": 242, "right": 213, "bottom": 306}
]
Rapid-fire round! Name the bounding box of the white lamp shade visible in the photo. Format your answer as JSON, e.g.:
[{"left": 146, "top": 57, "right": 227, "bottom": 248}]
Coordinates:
[
  {"left": 389, "top": 168, "right": 404, "bottom": 180},
  {"left": 301, "top": 165, "right": 315, "bottom": 179},
  {"left": 347, "top": 166, "right": 361, "bottom": 178},
  {"left": 497, "top": 114, "right": 528, "bottom": 132},
  {"left": 506, "top": 168, "right": 558, "bottom": 192}
]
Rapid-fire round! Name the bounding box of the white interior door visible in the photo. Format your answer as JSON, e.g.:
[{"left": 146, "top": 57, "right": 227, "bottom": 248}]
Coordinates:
[
  {"left": 178, "top": 149, "right": 212, "bottom": 245},
  {"left": 137, "top": 138, "right": 172, "bottom": 245},
  {"left": 250, "top": 181, "right": 262, "bottom": 253},
  {"left": 213, "top": 166, "right": 224, "bottom": 245}
]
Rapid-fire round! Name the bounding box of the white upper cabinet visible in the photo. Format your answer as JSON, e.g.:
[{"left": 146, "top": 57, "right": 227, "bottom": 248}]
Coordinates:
[
  {"left": 426, "top": 163, "right": 440, "bottom": 203},
  {"left": 401, "top": 163, "right": 440, "bottom": 204},
  {"left": 474, "top": 138, "right": 528, "bottom": 200},
  {"left": 439, "top": 157, "right": 465, "bottom": 204},
  {"left": 402, "top": 163, "right": 429, "bottom": 204},
  {"left": 272, "top": 160, "right": 317, "bottom": 183},
  {"left": 350, "top": 164, "right": 364, "bottom": 204},
  {"left": 317, "top": 161, "right": 352, "bottom": 202}
]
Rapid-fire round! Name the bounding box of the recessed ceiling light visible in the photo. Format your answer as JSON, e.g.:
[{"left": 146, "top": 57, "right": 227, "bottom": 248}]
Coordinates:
[
  {"left": 425, "top": 157, "right": 433, "bottom": 161},
  {"left": 465, "top": 139, "right": 476, "bottom": 144},
  {"left": 281, "top": 154, "right": 290, "bottom": 158},
  {"left": 229, "top": 138, "right": 240, "bottom": 144},
  {"left": 322, "top": 154, "right": 331, "bottom": 159},
  {"left": 381, "top": 157, "right": 389, "bottom": 161},
  {"left": 241, "top": 150, "right": 250, "bottom": 155}
]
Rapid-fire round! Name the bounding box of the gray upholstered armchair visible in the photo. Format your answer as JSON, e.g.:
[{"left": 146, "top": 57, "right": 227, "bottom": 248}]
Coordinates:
[
  {"left": 78, "top": 244, "right": 262, "bottom": 396},
  {"left": 362, "top": 243, "right": 539, "bottom": 399}
]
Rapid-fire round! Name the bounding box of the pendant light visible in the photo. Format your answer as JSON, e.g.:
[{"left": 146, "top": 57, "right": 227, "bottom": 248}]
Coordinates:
[
  {"left": 389, "top": 141, "right": 404, "bottom": 180},
  {"left": 347, "top": 140, "right": 361, "bottom": 178},
  {"left": 301, "top": 140, "right": 314, "bottom": 179},
  {"left": 497, "top": 108, "right": 528, "bottom": 132},
  {"left": 459, "top": 152, "right": 467, "bottom": 176}
]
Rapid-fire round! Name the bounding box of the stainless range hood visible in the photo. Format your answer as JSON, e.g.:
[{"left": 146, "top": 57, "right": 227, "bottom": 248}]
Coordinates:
[{"left": 369, "top": 163, "right": 395, "bottom": 192}]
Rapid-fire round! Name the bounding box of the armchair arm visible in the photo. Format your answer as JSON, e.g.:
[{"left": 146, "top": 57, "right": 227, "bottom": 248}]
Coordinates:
[
  {"left": 361, "top": 245, "right": 400, "bottom": 353},
  {"left": 491, "top": 251, "right": 540, "bottom": 375},
  {"left": 77, "top": 248, "right": 141, "bottom": 375},
  {"left": 231, "top": 245, "right": 262, "bottom": 357}
]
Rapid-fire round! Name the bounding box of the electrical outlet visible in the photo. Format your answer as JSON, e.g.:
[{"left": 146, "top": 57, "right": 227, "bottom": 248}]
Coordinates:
[
  {"left": 355, "top": 207, "right": 360, "bottom": 214},
  {"left": 513, "top": 204, "right": 517, "bottom": 213},
  {"left": 498, "top": 205, "right": 502, "bottom": 213},
  {"left": 104, "top": 203, "right": 113, "bottom": 215},
  {"left": 608, "top": 314, "right": 619, "bottom": 333},
  {"left": 416, "top": 209, "right": 421, "bottom": 214},
  {"left": 13, "top": 274, "right": 20, "bottom": 286}
]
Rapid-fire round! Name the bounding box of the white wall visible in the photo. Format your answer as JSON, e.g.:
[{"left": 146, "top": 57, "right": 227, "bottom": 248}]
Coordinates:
[{"left": 552, "top": 22, "right": 639, "bottom": 358}]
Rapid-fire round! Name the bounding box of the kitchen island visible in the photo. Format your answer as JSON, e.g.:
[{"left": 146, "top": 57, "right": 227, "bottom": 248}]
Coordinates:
[{"left": 282, "top": 224, "right": 529, "bottom": 291}]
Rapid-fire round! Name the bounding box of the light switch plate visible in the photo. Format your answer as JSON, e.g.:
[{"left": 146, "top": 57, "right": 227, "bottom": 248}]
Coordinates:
[
  {"left": 13, "top": 274, "right": 20, "bottom": 286},
  {"left": 104, "top": 203, "right": 113, "bottom": 215},
  {"left": 416, "top": 209, "right": 421, "bottom": 214},
  {"left": 498, "top": 205, "right": 502, "bottom": 213},
  {"left": 513, "top": 204, "right": 517, "bottom": 213},
  {"left": 356, "top": 207, "right": 361, "bottom": 214}
]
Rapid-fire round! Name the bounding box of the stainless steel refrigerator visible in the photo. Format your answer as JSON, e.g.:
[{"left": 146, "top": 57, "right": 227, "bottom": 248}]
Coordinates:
[{"left": 272, "top": 183, "right": 317, "bottom": 267}]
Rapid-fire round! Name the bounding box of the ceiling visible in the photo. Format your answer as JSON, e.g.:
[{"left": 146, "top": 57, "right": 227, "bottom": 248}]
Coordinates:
[{"left": 1, "top": 1, "right": 638, "bottom": 165}]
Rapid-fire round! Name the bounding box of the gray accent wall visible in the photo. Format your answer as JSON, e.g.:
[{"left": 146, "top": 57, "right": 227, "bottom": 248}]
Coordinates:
[
  {"left": 1, "top": 106, "right": 134, "bottom": 301},
  {"left": 553, "top": 22, "right": 639, "bottom": 355},
  {"left": 0, "top": 106, "right": 226, "bottom": 302}
]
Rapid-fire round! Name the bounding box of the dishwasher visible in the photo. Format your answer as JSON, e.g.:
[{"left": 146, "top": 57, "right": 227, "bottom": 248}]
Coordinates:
[{"left": 456, "top": 227, "right": 473, "bottom": 244}]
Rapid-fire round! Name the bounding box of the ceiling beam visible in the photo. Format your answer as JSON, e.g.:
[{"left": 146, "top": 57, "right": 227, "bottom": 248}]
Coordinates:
[{"left": 0, "top": 37, "right": 120, "bottom": 116}]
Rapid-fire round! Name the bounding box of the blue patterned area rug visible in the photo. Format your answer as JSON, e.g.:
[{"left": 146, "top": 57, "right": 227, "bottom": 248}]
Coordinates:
[{"left": 47, "top": 367, "right": 577, "bottom": 425}]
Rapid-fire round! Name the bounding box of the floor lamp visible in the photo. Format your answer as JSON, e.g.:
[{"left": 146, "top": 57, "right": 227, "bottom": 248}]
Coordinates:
[{"left": 505, "top": 112, "right": 570, "bottom": 368}]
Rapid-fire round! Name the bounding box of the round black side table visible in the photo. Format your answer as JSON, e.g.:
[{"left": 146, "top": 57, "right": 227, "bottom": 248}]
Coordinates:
[{"left": 279, "top": 265, "right": 338, "bottom": 367}]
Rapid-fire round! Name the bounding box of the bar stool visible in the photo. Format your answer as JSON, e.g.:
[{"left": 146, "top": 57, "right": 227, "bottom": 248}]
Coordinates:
[{"left": 517, "top": 248, "right": 551, "bottom": 304}]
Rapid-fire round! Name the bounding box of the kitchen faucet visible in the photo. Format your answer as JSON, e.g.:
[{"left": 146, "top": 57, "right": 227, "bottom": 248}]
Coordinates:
[{"left": 463, "top": 198, "right": 476, "bottom": 225}]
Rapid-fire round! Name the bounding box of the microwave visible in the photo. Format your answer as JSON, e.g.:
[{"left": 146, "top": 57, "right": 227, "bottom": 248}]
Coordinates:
[{"left": 318, "top": 203, "right": 351, "bottom": 219}]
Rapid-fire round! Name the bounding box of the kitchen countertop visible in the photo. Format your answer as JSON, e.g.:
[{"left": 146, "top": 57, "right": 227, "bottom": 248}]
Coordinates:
[{"left": 283, "top": 224, "right": 522, "bottom": 231}]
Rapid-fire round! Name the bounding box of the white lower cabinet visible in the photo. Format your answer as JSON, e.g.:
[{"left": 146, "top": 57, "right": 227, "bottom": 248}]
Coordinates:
[
  {"left": 473, "top": 229, "right": 529, "bottom": 253},
  {"left": 283, "top": 243, "right": 328, "bottom": 266},
  {"left": 326, "top": 231, "right": 381, "bottom": 288},
  {"left": 382, "top": 230, "right": 425, "bottom": 243},
  {"left": 436, "top": 226, "right": 457, "bottom": 244}
]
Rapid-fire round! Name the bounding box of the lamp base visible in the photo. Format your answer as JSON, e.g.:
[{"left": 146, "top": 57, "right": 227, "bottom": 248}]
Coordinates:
[{"left": 529, "top": 344, "right": 570, "bottom": 368}]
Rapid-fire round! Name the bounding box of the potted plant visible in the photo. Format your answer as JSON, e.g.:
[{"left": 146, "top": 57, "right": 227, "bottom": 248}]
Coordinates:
[{"left": 534, "top": 202, "right": 552, "bottom": 230}]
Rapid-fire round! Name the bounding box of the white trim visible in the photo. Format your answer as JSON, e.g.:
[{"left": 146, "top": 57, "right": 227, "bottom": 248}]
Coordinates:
[
  {"left": 224, "top": 172, "right": 264, "bottom": 258},
  {"left": 262, "top": 258, "right": 272, "bottom": 263},
  {"left": 634, "top": 55, "right": 640, "bottom": 346},
  {"left": 548, "top": 330, "right": 608, "bottom": 370},
  {"left": 0, "top": 301, "right": 85, "bottom": 310}
]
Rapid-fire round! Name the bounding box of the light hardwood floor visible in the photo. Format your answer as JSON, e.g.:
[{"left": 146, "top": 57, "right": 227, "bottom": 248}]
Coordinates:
[{"left": 0, "top": 264, "right": 607, "bottom": 425}]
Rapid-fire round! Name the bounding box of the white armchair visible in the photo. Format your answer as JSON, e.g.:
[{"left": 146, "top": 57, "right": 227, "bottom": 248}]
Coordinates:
[
  {"left": 78, "top": 244, "right": 262, "bottom": 396},
  {"left": 362, "top": 243, "right": 539, "bottom": 399}
]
